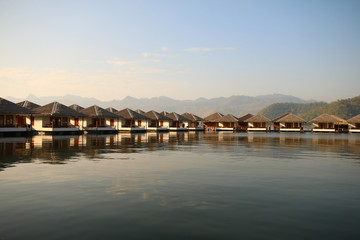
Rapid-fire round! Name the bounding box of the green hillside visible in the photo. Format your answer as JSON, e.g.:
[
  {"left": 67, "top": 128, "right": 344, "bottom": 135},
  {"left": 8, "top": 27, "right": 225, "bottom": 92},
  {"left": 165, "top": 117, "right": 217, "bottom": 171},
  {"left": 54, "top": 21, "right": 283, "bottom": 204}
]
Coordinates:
[
  {"left": 258, "top": 102, "right": 326, "bottom": 120},
  {"left": 258, "top": 95, "right": 360, "bottom": 121}
]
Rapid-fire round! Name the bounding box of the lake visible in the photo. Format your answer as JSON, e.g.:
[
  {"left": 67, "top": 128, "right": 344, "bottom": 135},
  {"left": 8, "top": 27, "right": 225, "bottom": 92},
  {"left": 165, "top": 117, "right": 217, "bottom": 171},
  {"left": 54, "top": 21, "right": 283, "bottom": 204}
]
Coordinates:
[{"left": 1, "top": 132, "right": 360, "bottom": 240}]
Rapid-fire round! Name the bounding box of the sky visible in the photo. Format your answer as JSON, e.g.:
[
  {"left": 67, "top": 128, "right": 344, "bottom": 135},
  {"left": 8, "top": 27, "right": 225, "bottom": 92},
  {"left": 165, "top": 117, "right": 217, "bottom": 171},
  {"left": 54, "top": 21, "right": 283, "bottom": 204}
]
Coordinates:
[{"left": 1, "top": 0, "right": 359, "bottom": 102}]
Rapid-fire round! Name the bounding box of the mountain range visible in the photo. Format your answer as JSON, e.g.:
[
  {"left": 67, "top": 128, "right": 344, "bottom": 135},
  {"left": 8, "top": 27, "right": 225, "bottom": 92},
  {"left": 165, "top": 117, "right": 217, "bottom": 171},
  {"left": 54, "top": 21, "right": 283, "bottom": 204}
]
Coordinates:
[{"left": 6, "top": 93, "right": 315, "bottom": 117}]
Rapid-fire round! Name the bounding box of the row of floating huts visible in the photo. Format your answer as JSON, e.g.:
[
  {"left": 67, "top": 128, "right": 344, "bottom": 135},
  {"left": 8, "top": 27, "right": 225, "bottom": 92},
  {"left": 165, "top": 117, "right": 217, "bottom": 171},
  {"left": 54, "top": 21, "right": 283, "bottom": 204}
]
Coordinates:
[{"left": 1, "top": 97, "right": 360, "bottom": 136}]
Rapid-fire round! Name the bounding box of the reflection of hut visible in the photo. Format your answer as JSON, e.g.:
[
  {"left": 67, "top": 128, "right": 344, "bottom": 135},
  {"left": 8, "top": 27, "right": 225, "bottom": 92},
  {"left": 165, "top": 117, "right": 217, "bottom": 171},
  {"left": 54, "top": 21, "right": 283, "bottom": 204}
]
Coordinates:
[
  {"left": 310, "top": 114, "right": 349, "bottom": 133},
  {"left": 81, "top": 105, "right": 121, "bottom": 133},
  {"left": 245, "top": 114, "right": 271, "bottom": 131},
  {"left": 33, "top": 102, "right": 87, "bottom": 134},
  {"left": 144, "top": 110, "right": 171, "bottom": 132},
  {"left": 115, "top": 108, "right": 149, "bottom": 132},
  {"left": 0, "top": 98, "right": 34, "bottom": 136},
  {"left": 203, "top": 112, "right": 223, "bottom": 130},
  {"left": 238, "top": 113, "right": 254, "bottom": 131},
  {"left": 216, "top": 114, "right": 240, "bottom": 131},
  {"left": 181, "top": 113, "right": 204, "bottom": 131},
  {"left": 163, "top": 112, "right": 191, "bottom": 131},
  {"left": 348, "top": 114, "right": 360, "bottom": 133},
  {"left": 272, "top": 113, "right": 306, "bottom": 132}
]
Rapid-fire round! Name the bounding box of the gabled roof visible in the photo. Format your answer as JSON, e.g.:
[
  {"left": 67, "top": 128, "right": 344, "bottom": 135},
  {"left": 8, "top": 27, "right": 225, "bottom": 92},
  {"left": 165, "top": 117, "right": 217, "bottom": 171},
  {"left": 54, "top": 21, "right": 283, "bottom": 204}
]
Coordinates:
[
  {"left": 204, "top": 112, "right": 224, "bottom": 122},
  {"left": 273, "top": 113, "right": 306, "bottom": 123},
  {"left": 245, "top": 114, "right": 271, "bottom": 123},
  {"left": 144, "top": 110, "right": 172, "bottom": 121},
  {"left": 135, "top": 109, "right": 145, "bottom": 114},
  {"left": 310, "top": 113, "right": 347, "bottom": 124},
  {"left": 182, "top": 112, "right": 204, "bottom": 122},
  {"left": 160, "top": 111, "right": 169, "bottom": 116},
  {"left": 348, "top": 114, "right": 360, "bottom": 124},
  {"left": 115, "top": 108, "right": 150, "bottom": 120},
  {"left": 81, "top": 105, "right": 120, "bottom": 118},
  {"left": 165, "top": 112, "right": 191, "bottom": 122},
  {"left": 239, "top": 113, "right": 254, "bottom": 122},
  {"left": 34, "top": 102, "right": 87, "bottom": 117},
  {"left": 0, "top": 98, "right": 34, "bottom": 114},
  {"left": 217, "top": 114, "right": 240, "bottom": 123},
  {"left": 68, "top": 104, "right": 84, "bottom": 112},
  {"left": 17, "top": 100, "right": 40, "bottom": 110},
  {"left": 106, "top": 107, "right": 118, "bottom": 113}
]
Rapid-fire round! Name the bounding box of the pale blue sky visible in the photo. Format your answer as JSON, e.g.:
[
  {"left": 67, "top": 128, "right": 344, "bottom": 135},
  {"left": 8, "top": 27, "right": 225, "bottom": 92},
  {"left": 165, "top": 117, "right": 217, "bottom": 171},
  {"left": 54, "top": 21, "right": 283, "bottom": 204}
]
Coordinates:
[{"left": 1, "top": 0, "right": 359, "bottom": 101}]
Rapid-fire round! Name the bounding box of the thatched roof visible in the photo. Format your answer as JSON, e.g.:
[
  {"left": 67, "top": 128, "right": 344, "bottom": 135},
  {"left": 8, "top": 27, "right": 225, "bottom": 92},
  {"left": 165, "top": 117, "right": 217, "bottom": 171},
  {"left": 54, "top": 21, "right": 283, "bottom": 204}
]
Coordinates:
[
  {"left": 106, "top": 107, "right": 118, "bottom": 113},
  {"left": 68, "top": 104, "right": 84, "bottom": 112},
  {"left": 165, "top": 112, "right": 191, "bottom": 122},
  {"left": 17, "top": 100, "right": 40, "bottom": 110},
  {"left": 245, "top": 114, "right": 271, "bottom": 123},
  {"left": 160, "top": 111, "right": 169, "bottom": 116},
  {"left": 238, "top": 113, "right": 254, "bottom": 122},
  {"left": 204, "top": 112, "right": 224, "bottom": 122},
  {"left": 217, "top": 114, "right": 240, "bottom": 123},
  {"left": 34, "top": 102, "right": 87, "bottom": 117},
  {"left": 81, "top": 105, "right": 120, "bottom": 118},
  {"left": 348, "top": 114, "right": 360, "bottom": 124},
  {"left": 135, "top": 109, "right": 145, "bottom": 114},
  {"left": 273, "top": 113, "right": 306, "bottom": 123},
  {"left": 144, "top": 110, "right": 172, "bottom": 121},
  {"left": 182, "top": 112, "right": 204, "bottom": 122},
  {"left": 0, "top": 98, "right": 34, "bottom": 114},
  {"left": 310, "top": 113, "right": 347, "bottom": 124},
  {"left": 115, "top": 108, "right": 150, "bottom": 120}
]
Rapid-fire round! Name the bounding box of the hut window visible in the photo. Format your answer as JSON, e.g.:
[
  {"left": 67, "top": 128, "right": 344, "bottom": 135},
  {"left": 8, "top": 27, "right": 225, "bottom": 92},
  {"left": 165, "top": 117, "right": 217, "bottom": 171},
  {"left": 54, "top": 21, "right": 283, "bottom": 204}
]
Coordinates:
[
  {"left": 160, "top": 121, "right": 164, "bottom": 127},
  {"left": 74, "top": 118, "right": 79, "bottom": 127},
  {"left": 138, "top": 120, "right": 142, "bottom": 127},
  {"left": 6, "top": 115, "right": 14, "bottom": 127},
  {"left": 31, "top": 117, "right": 34, "bottom": 126},
  {"left": 100, "top": 118, "right": 105, "bottom": 127},
  {"left": 110, "top": 119, "right": 114, "bottom": 127},
  {"left": 0, "top": 115, "right": 4, "bottom": 127}
]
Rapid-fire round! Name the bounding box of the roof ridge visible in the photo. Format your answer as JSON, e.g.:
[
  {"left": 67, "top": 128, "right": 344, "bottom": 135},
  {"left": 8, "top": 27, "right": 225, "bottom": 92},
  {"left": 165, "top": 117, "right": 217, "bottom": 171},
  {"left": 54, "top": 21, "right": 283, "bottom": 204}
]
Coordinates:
[{"left": 51, "top": 102, "right": 58, "bottom": 115}]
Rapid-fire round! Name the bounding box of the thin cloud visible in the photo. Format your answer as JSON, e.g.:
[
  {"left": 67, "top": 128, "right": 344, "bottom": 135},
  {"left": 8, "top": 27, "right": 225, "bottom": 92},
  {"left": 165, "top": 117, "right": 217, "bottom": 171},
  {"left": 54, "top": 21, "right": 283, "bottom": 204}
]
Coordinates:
[
  {"left": 185, "top": 47, "right": 215, "bottom": 52},
  {"left": 106, "top": 60, "right": 132, "bottom": 66},
  {"left": 185, "top": 47, "right": 236, "bottom": 52},
  {"left": 161, "top": 47, "right": 169, "bottom": 51},
  {"left": 142, "top": 52, "right": 163, "bottom": 58}
]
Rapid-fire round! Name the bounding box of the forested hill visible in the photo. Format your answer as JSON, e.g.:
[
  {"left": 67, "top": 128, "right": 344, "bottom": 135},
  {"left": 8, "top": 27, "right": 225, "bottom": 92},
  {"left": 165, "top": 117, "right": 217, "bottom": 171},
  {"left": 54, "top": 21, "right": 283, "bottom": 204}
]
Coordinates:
[{"left": 258, "top": 96, "right": 360, "bottom": 121}]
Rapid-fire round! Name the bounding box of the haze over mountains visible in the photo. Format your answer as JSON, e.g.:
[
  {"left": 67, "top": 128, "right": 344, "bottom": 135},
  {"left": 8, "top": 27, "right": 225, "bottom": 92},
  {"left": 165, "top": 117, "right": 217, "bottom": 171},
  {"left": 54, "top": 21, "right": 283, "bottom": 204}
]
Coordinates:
[{"left": 7, "top": 94, "right": 316, "bottom": 117}]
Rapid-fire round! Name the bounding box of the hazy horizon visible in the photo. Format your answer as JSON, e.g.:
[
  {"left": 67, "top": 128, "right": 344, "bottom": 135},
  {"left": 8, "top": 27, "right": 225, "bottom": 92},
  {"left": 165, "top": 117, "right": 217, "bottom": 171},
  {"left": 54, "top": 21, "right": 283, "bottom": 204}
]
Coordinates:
[{"left": 1, "top": 0, "right": 360, "bottom": 102}]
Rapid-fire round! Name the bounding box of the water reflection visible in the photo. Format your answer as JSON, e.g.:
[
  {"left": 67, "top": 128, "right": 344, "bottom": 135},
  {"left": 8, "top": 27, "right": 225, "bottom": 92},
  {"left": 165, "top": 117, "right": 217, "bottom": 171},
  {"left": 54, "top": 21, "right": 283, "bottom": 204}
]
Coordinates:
[{"left": 1, "top": 132, "right": 360, "bottom": 171}]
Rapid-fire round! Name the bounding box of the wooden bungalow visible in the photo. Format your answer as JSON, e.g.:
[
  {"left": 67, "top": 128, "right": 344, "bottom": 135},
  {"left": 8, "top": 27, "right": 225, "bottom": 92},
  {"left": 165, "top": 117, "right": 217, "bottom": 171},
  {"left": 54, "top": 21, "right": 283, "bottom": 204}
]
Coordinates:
[
  {"left": 143, "top": 110, "right": 172, "bottom": 132},
  {"left": 203, "top": 112, "right": 224, "bottom": 131},
  {"left": 163, "top": 112, "right": 191, "bottom": 131},
  {"left": 245, "top": 114, "right": 271, "bottom": 131},
  {"left": 80, "top": 105, "right": 121, "bottom": 133},
  {"left": 310, "top": 113, "right": 349, "bottom": 133},
  {"left": 181, "top": 113, "right": 204, "bottom": 131},
  {"left": 272, "top": 113, "right": 306, "bottom": 132},
  {"left": 0, "top": 98, "right": 34, "bottom": 136},
  {"left": 348, "top": 114, "right": 360, "bottom": 133},
  {"left": 216, "top": 114, "right": 240, "bottom": 131},
  {"left": 115, "top": 108, "right": 149, "bottom": 132},
  {"left": 238, "top": 113, "right": 254, "bottom": 131},
  {"left": 32, "top": 102, "right": 88, "bottom": 134}
]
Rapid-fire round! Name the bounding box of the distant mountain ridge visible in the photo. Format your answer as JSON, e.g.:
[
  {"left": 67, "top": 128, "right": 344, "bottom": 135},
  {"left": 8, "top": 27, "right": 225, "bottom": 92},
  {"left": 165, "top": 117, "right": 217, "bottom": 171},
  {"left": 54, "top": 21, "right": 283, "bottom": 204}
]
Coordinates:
[
  {"left": 258, "top": 95, "right": 360, "bottom": 120},
  {"left": 6, "top": 93, "right": 316, "bottom": 117}
]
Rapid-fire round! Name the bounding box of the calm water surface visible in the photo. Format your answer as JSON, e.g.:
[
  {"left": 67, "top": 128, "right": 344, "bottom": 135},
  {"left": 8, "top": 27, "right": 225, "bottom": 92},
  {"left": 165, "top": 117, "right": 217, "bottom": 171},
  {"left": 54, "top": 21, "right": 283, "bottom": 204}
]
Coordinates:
[{"left": 1, "top": 132, "right": 360, "bottom": 240}]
